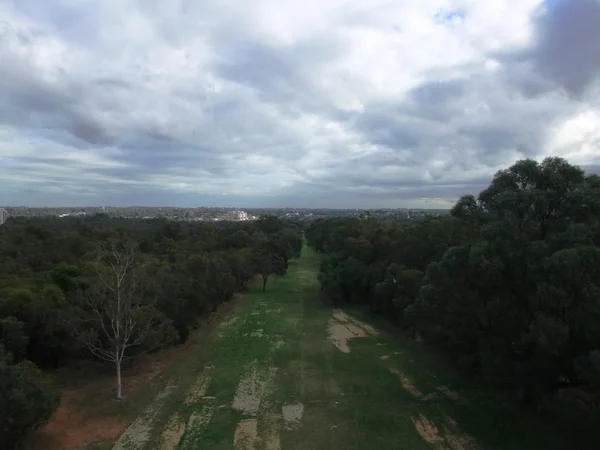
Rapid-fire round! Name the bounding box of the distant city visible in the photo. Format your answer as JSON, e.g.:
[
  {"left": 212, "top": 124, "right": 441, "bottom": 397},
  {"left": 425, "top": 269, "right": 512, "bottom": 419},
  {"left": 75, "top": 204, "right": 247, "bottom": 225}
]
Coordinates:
[{"left": 0, "top": 206, "right": 448, "bottom": 223}]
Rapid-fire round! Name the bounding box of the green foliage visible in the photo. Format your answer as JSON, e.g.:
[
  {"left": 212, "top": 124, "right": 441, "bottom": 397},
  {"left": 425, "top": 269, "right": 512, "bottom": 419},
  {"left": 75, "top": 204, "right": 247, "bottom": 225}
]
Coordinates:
[
  {"left": 308, "top": 156, "right": 600, "bottom": 419},
  {"left": 0, "top": 214, "right": 302, "bottom": 435},
  {"left": 0, "top": 350, "right": 59, "bottom": 448},
  {"left": 0, "top": 317, "right": 28, "bottom": 362}
]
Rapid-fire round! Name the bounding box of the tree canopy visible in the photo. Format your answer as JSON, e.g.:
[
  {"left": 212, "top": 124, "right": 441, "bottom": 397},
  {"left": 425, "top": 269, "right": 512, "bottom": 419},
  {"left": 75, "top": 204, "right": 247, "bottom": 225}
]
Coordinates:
[
  {"left": 0, "top": 214, "right": 302, "bottom": 445},
  {"left": 307, "top": 157, "right": 600, "bottom": 417}
]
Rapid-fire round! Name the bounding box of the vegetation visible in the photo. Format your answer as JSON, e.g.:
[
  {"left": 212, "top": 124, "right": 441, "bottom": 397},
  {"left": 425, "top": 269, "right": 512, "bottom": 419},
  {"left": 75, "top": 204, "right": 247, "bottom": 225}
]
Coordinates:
[
  {"left": 88, "top": 246, "right": 588, "bottom": 450},
  {"left": 306, "top": 157, "right": 600, "bottom": 423},
  {"left": 0, "top": 214, "right": 302, "bottom": 447}
]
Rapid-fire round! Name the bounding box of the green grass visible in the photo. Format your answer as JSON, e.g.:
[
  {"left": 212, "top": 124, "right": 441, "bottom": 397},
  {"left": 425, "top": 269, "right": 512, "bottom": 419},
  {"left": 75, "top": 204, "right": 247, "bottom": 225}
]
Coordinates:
[{"left": 103, "top": 246, "right": 589, "bottom": 450}]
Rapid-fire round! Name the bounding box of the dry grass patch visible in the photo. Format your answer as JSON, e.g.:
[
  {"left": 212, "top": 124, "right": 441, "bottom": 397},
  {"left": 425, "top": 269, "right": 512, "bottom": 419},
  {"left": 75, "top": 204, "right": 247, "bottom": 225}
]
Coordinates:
[
  {"left": 327, "top": 310, "right": 378, "bottom": 353},
  {"left": 282, "top": 403, "right": 304, "bottom": 430},
  {"left": 412, "top": 414, "right": 443, "bottom": 445},
  {"left": 390, "top": 368, "right": 423, "bottom": 398},
  {"left": 112, "top": 384, "right": 176, "bottom": 450},
  {"left": 234, "top": 419, "right": 258, "bottom": 450},
  {"left": 179, "top": 402, "right": 216, "bottom": 448},
  {"left": 232, "top": 360, "right": 272, "bottom": 415},
  {"left": 260, "top": 413, "right": 283, "bottom": 450},
  {"left": 437, "top": 385, "right": 463, "bottom": 401},
  {"left": 184, "top": 366, "right": 213, "bottom": 405},
  {"left": 157, "top": 413, "right": 186, "bottom": 450},
  {"left": 219, "top": 316, "right": 239, "bottom": 329}
]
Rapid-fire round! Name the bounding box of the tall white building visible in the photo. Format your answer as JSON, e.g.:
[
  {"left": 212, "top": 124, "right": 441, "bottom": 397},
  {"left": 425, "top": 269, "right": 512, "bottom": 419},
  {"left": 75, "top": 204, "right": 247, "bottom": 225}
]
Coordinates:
[
  {"left": 224, "top": 210, "right": 249, "bottom": 221},
  {"left": 0, "top": 208, "right": 8, "bottom": 225}
]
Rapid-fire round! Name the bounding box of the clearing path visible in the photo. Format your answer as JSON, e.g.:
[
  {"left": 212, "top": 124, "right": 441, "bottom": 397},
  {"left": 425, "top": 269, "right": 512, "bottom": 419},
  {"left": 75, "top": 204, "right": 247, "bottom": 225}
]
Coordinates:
[{"left": 109, "top": 247, "right": 575, "bottom": 450}]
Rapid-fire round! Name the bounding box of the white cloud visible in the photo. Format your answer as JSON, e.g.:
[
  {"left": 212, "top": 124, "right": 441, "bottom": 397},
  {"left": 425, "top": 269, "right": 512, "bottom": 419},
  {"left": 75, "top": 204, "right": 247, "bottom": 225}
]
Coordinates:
[{"left": 0, "top": 0, "right": 599, "bottom": 207}]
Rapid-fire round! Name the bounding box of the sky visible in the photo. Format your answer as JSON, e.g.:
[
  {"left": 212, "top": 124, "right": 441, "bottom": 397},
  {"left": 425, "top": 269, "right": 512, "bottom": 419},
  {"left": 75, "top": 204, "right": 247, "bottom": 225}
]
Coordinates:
[{"left": 1, "top": 0, "right": 599, "bottom": 208}]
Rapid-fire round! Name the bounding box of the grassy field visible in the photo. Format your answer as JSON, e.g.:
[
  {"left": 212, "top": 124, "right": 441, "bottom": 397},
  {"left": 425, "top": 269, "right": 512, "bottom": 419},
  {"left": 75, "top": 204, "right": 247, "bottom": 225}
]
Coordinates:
[{"left": 98, "top": 246, "right": 583, "bottom": 450}]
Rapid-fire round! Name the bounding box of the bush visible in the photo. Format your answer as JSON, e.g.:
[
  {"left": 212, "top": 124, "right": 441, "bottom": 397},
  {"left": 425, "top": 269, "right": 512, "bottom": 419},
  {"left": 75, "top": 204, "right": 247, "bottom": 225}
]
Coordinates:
[{"left": 0, "top": 351, "right": 59, "bottom": 448}]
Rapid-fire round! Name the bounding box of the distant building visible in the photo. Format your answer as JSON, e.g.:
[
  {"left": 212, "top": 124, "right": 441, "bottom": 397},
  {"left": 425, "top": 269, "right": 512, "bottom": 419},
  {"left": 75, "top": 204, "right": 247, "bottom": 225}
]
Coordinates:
[
  {"left": 58, "top": 211, "right": 87, "bottom": 218},
  {"left": 0, "top": 208, "right": 7, "bottom": 225},
  {"left": 223, "top": 210, "right": 250, "bottom": 221}
]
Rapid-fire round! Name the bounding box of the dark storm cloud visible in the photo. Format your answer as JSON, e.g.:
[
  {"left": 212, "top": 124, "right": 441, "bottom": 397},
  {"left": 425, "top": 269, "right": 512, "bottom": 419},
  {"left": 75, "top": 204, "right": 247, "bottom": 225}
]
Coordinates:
[
  {"left": 0, "top": 54, "right": 114, "bottom": 146},
  {"left": 531, "top": 0, "right": 600, "bottom": 95}
]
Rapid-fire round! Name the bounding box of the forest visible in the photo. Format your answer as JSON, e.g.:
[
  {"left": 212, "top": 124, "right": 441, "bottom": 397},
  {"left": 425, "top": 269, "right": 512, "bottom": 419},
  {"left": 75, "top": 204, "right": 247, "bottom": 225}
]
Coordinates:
[
  {"left": 0, "top": 214, "right": 302, "bottom": 448},
  {"left": 306, "top": 157, "right": 600, "bottom": 424}
]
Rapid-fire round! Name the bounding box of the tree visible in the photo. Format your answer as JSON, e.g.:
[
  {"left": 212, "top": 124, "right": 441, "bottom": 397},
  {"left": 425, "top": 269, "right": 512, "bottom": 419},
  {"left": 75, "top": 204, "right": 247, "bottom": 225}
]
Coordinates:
[
  {"left": 253, "top": 249, "right": 286, "bottom": 291},
  {"left": 228, "top": 248, "right": 256, "bottom": 291},
  {"left": 0, "top": 316, "right": 28, "bottom": 362},
  {"left": 0, "top": 349, "right": 59, "bottom": 448},
  {"left": 72, "top": 241, "right": 176, "bottom": 400},
  {"left": 256, "top": 215, "right": 286, "bottom": 235},
  {"left": 308, "top": 156, "right": 600, "bottom": 415},
  {"left": 275, "top": 228, "right": 303, "bottom": 259}
]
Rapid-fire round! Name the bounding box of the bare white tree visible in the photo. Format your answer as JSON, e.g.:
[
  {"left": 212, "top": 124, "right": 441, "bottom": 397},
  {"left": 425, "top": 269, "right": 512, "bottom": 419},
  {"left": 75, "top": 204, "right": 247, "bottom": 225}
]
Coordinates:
[{"left": 73, "top": 242, "right": 173, "bottom": 400}]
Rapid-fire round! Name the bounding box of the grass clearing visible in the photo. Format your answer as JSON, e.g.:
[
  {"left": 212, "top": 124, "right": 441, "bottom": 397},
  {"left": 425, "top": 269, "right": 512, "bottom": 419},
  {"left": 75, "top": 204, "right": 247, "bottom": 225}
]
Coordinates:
[{"left": 36, "top": 246, "right": 593, "bottom": 449}]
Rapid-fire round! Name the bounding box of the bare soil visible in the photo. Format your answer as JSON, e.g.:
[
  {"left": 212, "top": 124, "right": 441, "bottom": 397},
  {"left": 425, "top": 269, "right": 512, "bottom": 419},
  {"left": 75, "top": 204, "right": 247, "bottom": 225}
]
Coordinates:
[
  {"left": 412, "top": 414, "right": 443, "bottom": 444},
  {"left": 26, "top": 299, "right": 239, "bottom": 450},
  {"left": 390, "top": 368, "right": 423, "bottom": 398}
]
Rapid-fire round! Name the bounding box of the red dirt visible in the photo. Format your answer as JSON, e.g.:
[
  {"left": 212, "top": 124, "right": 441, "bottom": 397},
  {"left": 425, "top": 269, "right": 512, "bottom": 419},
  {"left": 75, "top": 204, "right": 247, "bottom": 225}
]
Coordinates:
[
  {"left": 25, "top": 299, "right": 239, "bottom": 450},
  {"left": 25, "top": 358, "right": 168, "bottom": 450},
  {"left": 32, "top": 389, "right": 128, "bottom": 449}
]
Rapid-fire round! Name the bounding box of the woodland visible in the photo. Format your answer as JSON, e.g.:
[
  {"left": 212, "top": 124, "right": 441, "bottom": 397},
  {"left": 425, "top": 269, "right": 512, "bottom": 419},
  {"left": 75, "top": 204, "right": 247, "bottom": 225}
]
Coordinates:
[
  {"left": 306, "top": 157, "right": 600, "bottom": 426},
  {"left": 0, "top": 214, "right": 302, "bottom": 448}
]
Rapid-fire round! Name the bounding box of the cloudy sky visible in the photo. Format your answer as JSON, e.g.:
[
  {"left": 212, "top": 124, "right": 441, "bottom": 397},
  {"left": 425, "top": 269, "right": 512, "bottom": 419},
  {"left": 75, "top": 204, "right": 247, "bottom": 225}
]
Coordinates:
[{"left": 1, "top": 0, "right": 599, "bottom": 208}]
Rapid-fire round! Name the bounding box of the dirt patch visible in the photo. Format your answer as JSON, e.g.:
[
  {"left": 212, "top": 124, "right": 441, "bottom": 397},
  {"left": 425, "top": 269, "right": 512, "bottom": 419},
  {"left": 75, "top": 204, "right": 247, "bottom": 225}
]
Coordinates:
[
  {"left": 232, "top": 360, "right": 270, "bottom": 415},
  {"left": 113, "top": 384, "right": 176, "bottom": 450},
  {"left": 157, "top": 413, "right": 186, "bottom": 450},
  {"left": 344, "top": 322, "right": 368, "bottom": 337},
  {"left": 412, "top": 414, "right": 443, "bottom": 444},
  {"left": 437, "top": 385, "right": 462, "bottom": 401},
  {"left": 234, "top": 419, "right": 258, "bottom": 450},
  {"left": 181, "top": 402, "right": 216, "bottom": 447},
  {"left": 30, "top": 299, "right": 239, "bottom": 450},
  {"left": 28, "top": 389, "right": 127, "bottom": 450},
  {"left": 332, "top": 310, "right": 379, "bottom": 336},
  {"left": 390, "top": 368, "right": 422, "bottom": 398},
  {"left": 379, "top": 355, "right": 391, "bottom": 360},
  {"left": 219, "top": 315, "right": 239, "bottom": 329},
  {"left": 422, "top": 392, "right": 440, "bottom": 401},
  {"left": 332, "top": 310, "right": 351, "bottom": 323},
  {"left": 327, "top": 311, "right": 374, "bottom": 353},
  {"left": 349, "top": 319, "right": 378, "bottom": 336},
  {"left": 185, "top": 366, "right": 213, "bottom": 404},
  {"left": 440, "top": 415, "right": 476, "bottom": 450},
  {"left": 261, "top": 413, "right": 282, "bottom": 450},
  {"left": 282, "top": 403, "right": 304, "bottom": 429},
  {"left": 263, "top": 367, "right": 279, "bottom": 398},
  {"left": 442, "top": 412, "right": 458, "bottom": 427},
  {"left": 444, "top": 426, "right": 477, "bottom": 450},
  {"left": 327, "top": 321, "right": 355, "bottom": 353}
]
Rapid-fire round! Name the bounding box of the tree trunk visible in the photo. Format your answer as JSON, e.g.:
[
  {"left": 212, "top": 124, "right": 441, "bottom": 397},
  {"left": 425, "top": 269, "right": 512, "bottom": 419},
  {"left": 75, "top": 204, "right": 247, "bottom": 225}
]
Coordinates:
[
  {"left": 262, "top": 275, "right": 268, "bottom": 291},
  {"left": 116, "top": 359, "right": 123, "bottom": 401}
]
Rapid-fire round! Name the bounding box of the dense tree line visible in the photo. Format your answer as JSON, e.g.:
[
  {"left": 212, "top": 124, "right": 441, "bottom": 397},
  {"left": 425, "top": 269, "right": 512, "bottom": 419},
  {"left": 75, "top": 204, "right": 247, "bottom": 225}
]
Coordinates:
[
  {"left": 307, "top": 157, "right": 600, "bottom": 416},
  {"left": 0, "top": 215, "right": 302, "bottom": 448}
]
